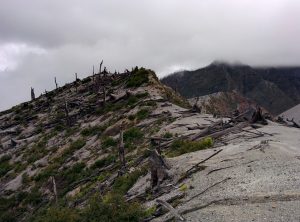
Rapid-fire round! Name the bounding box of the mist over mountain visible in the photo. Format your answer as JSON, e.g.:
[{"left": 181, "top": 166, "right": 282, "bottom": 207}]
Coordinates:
[{"left": 161, "top": 62, "right": 300, "bottom": 115}]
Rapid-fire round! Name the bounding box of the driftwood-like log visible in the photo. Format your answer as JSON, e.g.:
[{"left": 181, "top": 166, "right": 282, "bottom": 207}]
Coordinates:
[
  {"left": 178, "top": 149, "right": 223, "bottom": 183},
  {"left": 156, "top": 199, "right": 185, "bottom": 221},
  {"left": 208, "top": 122, "right": 249, "bottom": 140},
  {"left": 190, "top": 120, "right": 223, "bottom": 141},
  {"left": 286, "top": 118, "right": 300, "bottom": 128}
]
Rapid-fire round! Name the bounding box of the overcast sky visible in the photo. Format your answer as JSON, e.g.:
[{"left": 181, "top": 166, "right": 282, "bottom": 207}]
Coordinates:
[{"left": 1, "top": 0, "right": 300, "bottom": 111}]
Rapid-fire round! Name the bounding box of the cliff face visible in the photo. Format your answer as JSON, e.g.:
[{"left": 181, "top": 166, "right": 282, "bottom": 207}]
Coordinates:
[{"left": 161, "top": 62, "right": 300, "bottom": 115}]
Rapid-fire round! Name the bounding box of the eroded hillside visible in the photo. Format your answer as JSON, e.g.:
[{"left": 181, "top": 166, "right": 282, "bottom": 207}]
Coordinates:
[
  {"left": 1, "top": 67, "right": 299, "bottom": 222},
  {"left": 0, "top": 67, "right": 190, "bottom": 221}
]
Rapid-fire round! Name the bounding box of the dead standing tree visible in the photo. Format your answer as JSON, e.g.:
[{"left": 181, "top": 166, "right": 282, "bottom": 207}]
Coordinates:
[
  {"left": 54, "top": 77, "right": 58, "bottom": 89},
  {"left": 50, "top": 176, "right": 58, "bottom": 204},
  {"left": 149, "top": 148, "right": 170, "bottom": 191},
  {"left": 99, "top": 60, "right": 103, "bottom": 74},
  {"left": 251, "top": 106, "right": 267, "bottom": 125},
  {"left": 64, "top": 100, "right": 71, "bottom": 126},
  {"left": 102, "top": 86, "right": 106, "bottom": 107},
  {"left": 31, "top": 87, "right": 35, "bottom": 100},
  {"left": 118, "top": 129, "right": 126, "bottom": 175}
]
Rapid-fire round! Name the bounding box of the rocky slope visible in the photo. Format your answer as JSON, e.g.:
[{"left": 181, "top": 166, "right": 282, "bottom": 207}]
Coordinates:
[
  {"left": 0, "top": 67, "right": 190, "bottom": 221},
  {"left": 188, "top": 91, "right": 269, "bottom": 118},
  {"left": 280, "top": 104, "right": 300, "bottom": 124},
  {"left": 1, "top": 66, "right": 299, "bottom": 222},
  {"left": 161, "top": 62, "right": 300, "bottom": 115}
]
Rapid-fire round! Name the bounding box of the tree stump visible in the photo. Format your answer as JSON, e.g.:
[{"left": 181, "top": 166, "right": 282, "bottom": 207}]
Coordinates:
[{"left": 149, "top": 149, "right": 170, "bottom": 191}]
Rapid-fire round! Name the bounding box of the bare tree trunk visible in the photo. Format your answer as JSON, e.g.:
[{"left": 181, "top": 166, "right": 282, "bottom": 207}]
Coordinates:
[
  {"left": 74, "top": 73, "right": 78, "bottom": 92},
  {"left": 251, "top": 106, "right": 267, "bottom": 125},
  {"left": 103, "top": 87, "right": 106, "bottom": 107},
  {"left": 99, "top": 60, "right": 103, "bottom": 74},
  {"left": 54, "top": 77, "right": 58, "bottom": 89},
  {"left": 31, "top": 87, "right": 35, "bottom": 100},
  {"left": 118, "top": 130, "right": 126, "bottom": 174},
  {"left": 51, "top": 176, "right": 58, "bottom": 204},
  {"left": 64, "top": 101, "right": 71, "bottom": 126},
  {"left": 149, "top": 149, "right": 169, "bottom": 191}
]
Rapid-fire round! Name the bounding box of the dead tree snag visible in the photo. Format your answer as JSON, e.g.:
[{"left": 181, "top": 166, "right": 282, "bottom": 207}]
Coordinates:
[{"left": 31, "top": 87, "right": 35, "bottom": 100}]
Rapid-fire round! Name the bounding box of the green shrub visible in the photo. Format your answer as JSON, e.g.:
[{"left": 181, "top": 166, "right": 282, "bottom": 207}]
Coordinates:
[
  {"left": 24, "top": 188, "right": 43, "bottom": 206},
  {"left": 91, "top": 155, "right": 116, "bottom": 169},
  {"left": 0, "top": 196, "right": 18, "bottom": 222},
  {"left": 33, "top": 206, "right": 80, "bottom": 222},
  {"left": 136, "top": 108, "right": 150, "bottom": 120},
  {"left": 81, "top": 193, "right": 145, "bottom": 222},
  {"left": 0, "top": 155, "right": 12, "bottom": 177},
  {"left": 168, "top": 137, "right": 213, "bottom": 157},
  {"left": 58, "top": 162, "right": 89, "bottom": 195},
  {"left": 101, "top": 137, "right": 117, "bottom": 149},
  {"left": 112, "top": 168, "right": 147, "bottom": 194},
  {"left": 34, "top": 163, "right": 59, "bottom": 182},
  {"left": 124, "top": 127, "right": 143, "bottom": 143},
  {"left": 126, "top": 68, "right": 149, "bottom": 88},
  {"left": 22, "top": 172, "right": 30, "bottom": 185},
  {"left": 123, "top": 127, "right": 144, "bottom": 151},
  {"left": 127, "top": 96, "right": 139, "bottom": 106},
  {"left": 128, "top": 114, "right": 136, "bottom": 121},
  {"left": 24, "top": 140, "right": 48, "bottom": 164},
  {"left": 163, "top": 132, "right": 173, "bottom": 138},
  {"left": 63, "top": 138, "right": 86, "bottom": 157},
  {"left": 81, "top": 125, "right": 106, "bottom": 137}
]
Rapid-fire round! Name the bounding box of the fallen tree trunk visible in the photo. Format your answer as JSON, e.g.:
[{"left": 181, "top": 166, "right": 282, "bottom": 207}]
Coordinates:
[{"left": 156, "top": 199, "right": 185, "bottom": 221}]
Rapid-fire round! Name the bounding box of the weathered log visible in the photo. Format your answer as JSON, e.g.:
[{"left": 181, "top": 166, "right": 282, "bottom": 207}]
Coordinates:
[
  {"left": 286, "top": 118, "right": 300, "bottom": 128},
  {"left": 190, "top": 120, "right": 223, "bottom": 141},
  {"left": 178, "top": 149, "right": 223, "bottom": 183},
  {"left": 156, "top": 199, "right": 185, "bottom": 221}
]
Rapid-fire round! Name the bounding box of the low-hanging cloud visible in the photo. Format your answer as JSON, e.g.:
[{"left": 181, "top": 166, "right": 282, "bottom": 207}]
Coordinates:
[{"left": 1, "top": 0, "right": 300, "bottom": 110}]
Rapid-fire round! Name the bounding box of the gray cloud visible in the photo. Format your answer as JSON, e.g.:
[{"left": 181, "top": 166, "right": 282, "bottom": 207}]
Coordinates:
[{"left": 1, "top": 0, "right": 300, "bottom": 110}]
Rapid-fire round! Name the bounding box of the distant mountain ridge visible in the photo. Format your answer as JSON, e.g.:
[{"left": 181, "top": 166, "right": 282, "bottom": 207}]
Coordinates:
[{"left": 161, "top": 62, "right": 300, "bottom": 115}]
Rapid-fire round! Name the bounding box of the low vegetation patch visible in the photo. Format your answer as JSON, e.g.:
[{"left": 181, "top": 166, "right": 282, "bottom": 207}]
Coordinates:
[
  {"left": 0, "top": 155, "right": 12, "bottom": 177},
  {"left": 81, "top": 125, "right": 106, "bottom": 137},
  {"left": 136, "top": 108, "right": 150, "bottom": 120},
  {"left": 101, "top": 137, "right": 117, "bottom": 149},
  {"left": 31, "top": 193, "right": 145, "bottom": 222},
  {"left": 168, "top": 137, "right": 213, "bottom": 157},
  {"left": 91, "top": 155, "right": 116, "bottom": 169},
  {"left": 123, "top": 127, "right": 144, "bottom": 151},
  {"left": 112, "top": 167, "right": 147, "bottom": 195},
  {"left": 126, "top": 67, "right": 149, "bottom": 88}
]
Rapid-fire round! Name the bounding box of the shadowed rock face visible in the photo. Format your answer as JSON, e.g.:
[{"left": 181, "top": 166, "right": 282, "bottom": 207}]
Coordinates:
[{"left": 161, "top": 62, "right": 300, "bottom": 115}]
